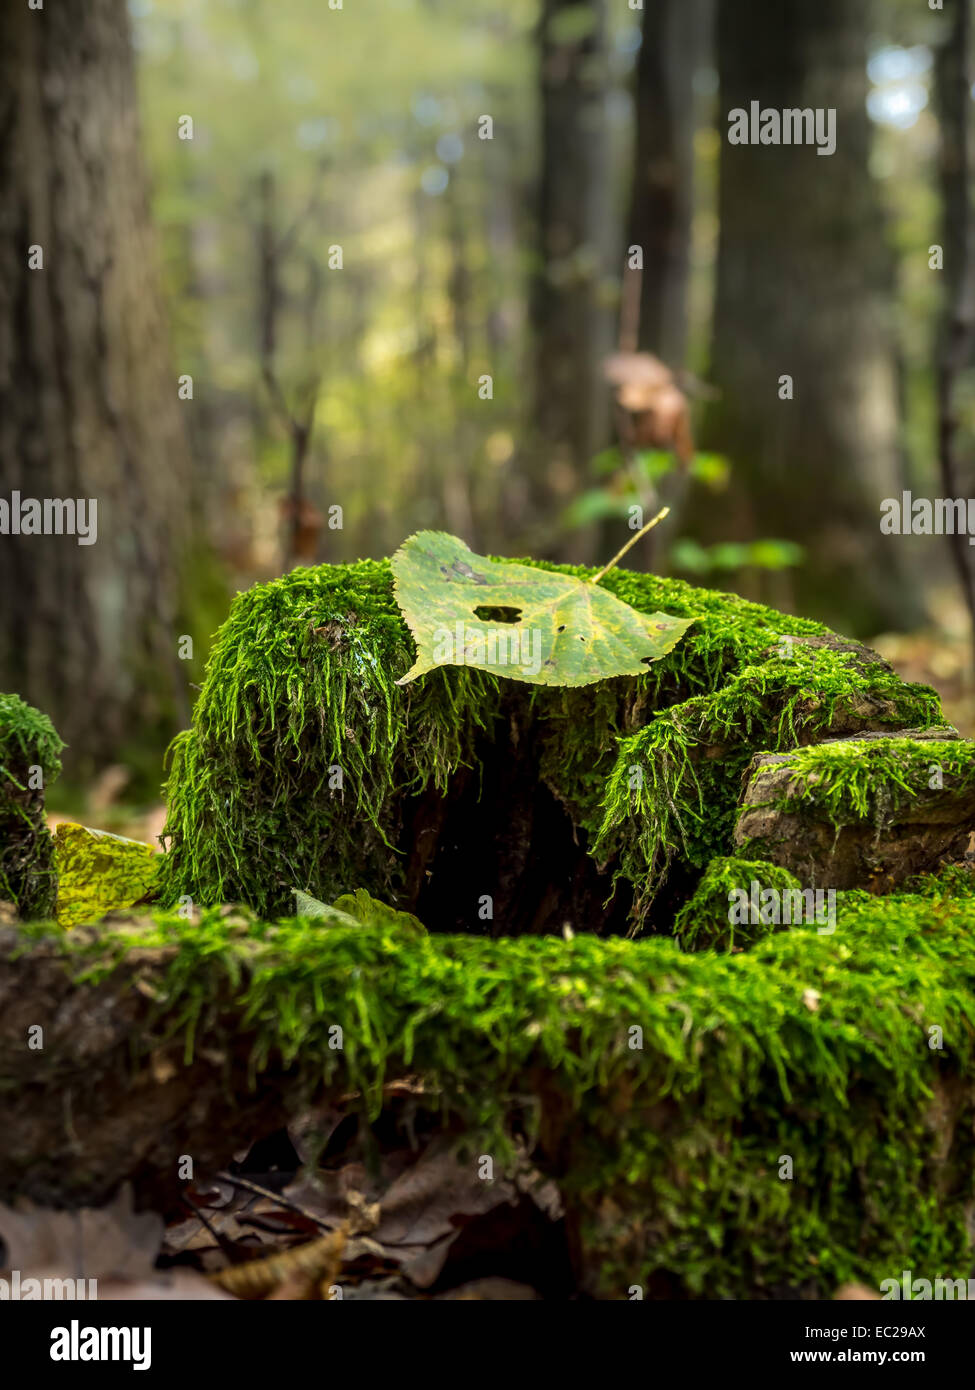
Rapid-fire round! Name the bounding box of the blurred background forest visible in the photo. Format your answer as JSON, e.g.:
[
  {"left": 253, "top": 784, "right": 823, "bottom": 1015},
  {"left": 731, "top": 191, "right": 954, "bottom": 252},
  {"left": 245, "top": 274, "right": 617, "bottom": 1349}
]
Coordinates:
[{"left": 2, "top": 0, "right": 975, "bottom": 810}]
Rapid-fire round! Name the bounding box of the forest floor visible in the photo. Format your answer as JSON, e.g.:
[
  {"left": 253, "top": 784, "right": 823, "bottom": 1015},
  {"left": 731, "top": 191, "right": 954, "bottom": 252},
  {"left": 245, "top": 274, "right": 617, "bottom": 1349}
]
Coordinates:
[{"left": 23, "top": 601, "right": 974, "bottom": 1301}]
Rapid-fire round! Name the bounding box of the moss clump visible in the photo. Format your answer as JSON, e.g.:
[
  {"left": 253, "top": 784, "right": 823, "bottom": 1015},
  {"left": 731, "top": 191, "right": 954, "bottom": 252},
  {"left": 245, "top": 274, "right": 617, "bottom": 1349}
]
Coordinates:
[
  {"left": 158, "top": 557, "right": 847, "bottom": 921},
  {"left": 744, "top": 736, "right": 975, "bottom": 830},
  {"left": 672, "top": 855, "right": 804, "bottom": 951},
  {"left": 595, "top": 642, "right": 942, "bottom": 918},
  {"left": 0, "top": 693, "right": 63, "bottom": 919},
  {"left": 17, "top": 872, "right": 975, "bottom": 1299},
  {"left": 158, "top": 559, "right": 503, "bottom": 918}
]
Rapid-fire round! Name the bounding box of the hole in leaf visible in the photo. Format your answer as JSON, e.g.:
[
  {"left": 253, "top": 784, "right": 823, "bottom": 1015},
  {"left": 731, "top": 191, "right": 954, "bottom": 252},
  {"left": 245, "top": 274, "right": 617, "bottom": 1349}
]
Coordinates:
[{"left": 473, "top": 606, "right": 521, "bottom": 623}]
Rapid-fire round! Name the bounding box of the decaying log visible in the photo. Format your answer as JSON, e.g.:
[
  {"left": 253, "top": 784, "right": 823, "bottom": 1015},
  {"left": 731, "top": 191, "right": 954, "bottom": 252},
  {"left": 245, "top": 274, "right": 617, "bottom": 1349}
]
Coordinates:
[{"left": 0, "top": 924, "right": 322, "bottom": 1209}]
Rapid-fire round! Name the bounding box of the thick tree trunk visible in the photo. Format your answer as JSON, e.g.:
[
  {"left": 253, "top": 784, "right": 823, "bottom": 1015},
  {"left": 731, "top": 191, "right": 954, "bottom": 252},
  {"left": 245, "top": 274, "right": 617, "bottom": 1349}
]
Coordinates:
[
  {"left": 626, "top": 0, "right": 708, "bottom": 368},
  {"left": 530, "top": 0, "right": 615, "bottom": 556},
  {"left": 0, "top": 0, "right": 192, "bottom": 778},
  {"left": 703, "top": 0, "right": 922, "bottom": 636},
  {"left": 935, "top": 0, "right": 975, "bottom": 657}
]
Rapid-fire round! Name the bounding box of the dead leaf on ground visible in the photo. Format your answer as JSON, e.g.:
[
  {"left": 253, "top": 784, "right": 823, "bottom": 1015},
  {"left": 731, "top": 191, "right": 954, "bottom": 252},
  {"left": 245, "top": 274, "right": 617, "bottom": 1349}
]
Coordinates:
[{"left": 603, "top": 351, "right": 694, "bottom": 463}]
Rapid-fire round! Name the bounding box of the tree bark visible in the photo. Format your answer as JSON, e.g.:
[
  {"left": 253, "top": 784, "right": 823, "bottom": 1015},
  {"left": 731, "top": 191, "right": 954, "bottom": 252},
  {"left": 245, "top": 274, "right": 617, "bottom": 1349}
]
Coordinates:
[
  {"left": 0, "top": 0, "right": 193, "bottom": 778},
  {"left": 530, "top": 0, "right": 615, "bottom": 555},
  {"left": 935, "top": 0, "right": 975, "bottom": 660},
  {"left": 626, "top": 0, "right": 708, "bottom": 368},
  {"left": 702, "top": 0, "right": 923, "bottom": 636}
]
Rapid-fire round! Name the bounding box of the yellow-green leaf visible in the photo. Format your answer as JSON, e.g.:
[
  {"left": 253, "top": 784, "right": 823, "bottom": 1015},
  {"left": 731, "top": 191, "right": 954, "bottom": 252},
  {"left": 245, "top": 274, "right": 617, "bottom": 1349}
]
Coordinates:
[
  {"left": 331, "top": 887, "right": 426, "bottom": 934},
  {"left": 54, "top": 823, "right": 159, "bottom": 928},
  {"left": 391, "top": 531, "right": 695, "bottom": 687},
  {"left": 293, "top": 886, "right": 426, "bottom": 935}
]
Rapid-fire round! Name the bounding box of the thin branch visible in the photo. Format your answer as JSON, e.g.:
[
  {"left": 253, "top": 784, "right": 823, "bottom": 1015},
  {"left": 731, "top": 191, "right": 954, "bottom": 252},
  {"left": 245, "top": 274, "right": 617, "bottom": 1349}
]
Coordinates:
[{"left": 589, "top": 506, "right": 670, "bottom": 584}]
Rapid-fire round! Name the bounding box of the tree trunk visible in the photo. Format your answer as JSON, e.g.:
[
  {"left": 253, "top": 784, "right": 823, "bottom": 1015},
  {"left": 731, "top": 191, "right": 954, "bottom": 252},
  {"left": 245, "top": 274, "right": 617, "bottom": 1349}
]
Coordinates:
[
  {"left": 935, "top": 0, "right": 975, "bottom": 660},
  {"left": 626, "top": 0, "right": 708, "bottom": 368},
  {"left": 530, "top": 0, "right": 615, "bottom": 557},
  {"left": 702, "top": 0, "right": 923, "bottom": 636},
  {"left": 0, "top": 0, "right": 193, "bottom": 779}
]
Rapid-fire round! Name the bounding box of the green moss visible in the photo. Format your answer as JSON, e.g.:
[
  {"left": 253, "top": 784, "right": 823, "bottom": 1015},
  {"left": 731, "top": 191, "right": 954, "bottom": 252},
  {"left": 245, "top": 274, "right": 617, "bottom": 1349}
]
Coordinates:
[
  {"left": 595, "top": 644, "right": 942, "bottom": 918},
  {"left": 159, "top": 557, "right": 844, "bottom": 919},
  {"left": 744, "top": 735, "right": 975, "bottom": 830},
  {"left": 158, "top": 559, "right": 503, "bottom": 917},
  {"left": 0, "top": 693, "right": 63, "bottom": 919},
  {"left": 14, "top": 874, "right": 975, "bottom": 1299},
  {"left": 673, "top": 855, "right": 804, "bottom": 951},
  {"left": 903, "top": 862, "right": 975, "bottom": 897}
]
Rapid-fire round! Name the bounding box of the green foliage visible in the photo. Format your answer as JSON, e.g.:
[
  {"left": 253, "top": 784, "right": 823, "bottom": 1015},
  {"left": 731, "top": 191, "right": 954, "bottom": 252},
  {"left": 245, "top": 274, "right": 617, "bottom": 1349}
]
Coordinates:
[
  {"left": 0, "top": 694, "right": 63, "bottom": 919},
  {"left": 53, "top": 824, "right": 160, "bottom": 929},
  {"left": 671, "top": 538, "right": 805, "bottom": 575},
  {"left": 673, "top": 856, "right": 804, "bottom": 951},
  {"left": 565, "top": 451, "right": 731, "bottom": 530},
  {"left": 19, "top": 873, "right": 975, "bottom": 1298},
  {"left": 391, "top": 530, "right": 695, "bottom": 687}
]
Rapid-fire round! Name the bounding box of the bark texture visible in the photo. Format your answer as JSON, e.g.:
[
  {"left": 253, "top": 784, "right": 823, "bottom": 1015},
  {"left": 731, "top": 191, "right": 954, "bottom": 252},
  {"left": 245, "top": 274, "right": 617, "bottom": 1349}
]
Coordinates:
[
  {"left": 703, "top": 0, "right": 922, "bottom": 635},
  {"left": 626, "top": 0, "right": 708, "bottom": 367},
  {"left": 0, "top": 0, "right": 192, "bottom": 777},
  {"left": 530, "top": 0, "right": 615, "bottom": 549}
]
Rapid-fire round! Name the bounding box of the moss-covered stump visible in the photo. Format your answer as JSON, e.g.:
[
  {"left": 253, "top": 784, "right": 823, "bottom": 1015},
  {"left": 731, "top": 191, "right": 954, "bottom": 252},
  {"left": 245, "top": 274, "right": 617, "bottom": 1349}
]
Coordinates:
[
  {"left": 0, "top": 694, "right": 63, "bottom": 919},
  {"left": 595, "top": 637, "right": 942, "bottom": 917},
  {"left": 4, "top": 877, "right": 975, "bottom": 1299},
  {"left": 157, "top": 562, "right": 941, "bottom": 931},
  {"left": 735, "top": 731, "right": 975, "bottom": 890}
]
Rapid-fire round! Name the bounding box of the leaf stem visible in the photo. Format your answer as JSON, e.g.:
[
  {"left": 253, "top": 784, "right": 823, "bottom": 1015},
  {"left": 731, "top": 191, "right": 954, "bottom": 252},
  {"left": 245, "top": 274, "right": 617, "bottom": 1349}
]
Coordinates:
[{"left": 589, "top": 506, "right": 671, "bottom": 585}]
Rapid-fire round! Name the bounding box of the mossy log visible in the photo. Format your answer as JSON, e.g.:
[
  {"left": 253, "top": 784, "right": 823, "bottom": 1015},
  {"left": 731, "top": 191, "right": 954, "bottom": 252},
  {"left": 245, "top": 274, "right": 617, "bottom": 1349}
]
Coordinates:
[
  {"left": 4, "top": 879, "right": 975, "bottom": 1299},
  {"left": 735, "top": 731, "right": 975, "bottom": 890},
  {"left": 0, "top": 694, "right": 62, "bottom": 919}
]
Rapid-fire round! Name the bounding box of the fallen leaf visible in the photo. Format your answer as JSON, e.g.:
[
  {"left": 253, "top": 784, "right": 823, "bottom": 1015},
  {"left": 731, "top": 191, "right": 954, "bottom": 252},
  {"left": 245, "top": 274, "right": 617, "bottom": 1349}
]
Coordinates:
[
  {"left": 392, "top": 531, "right": 694, "bottom": 687},
  {"left": 54, "top": 823, "right": 158, "bottom": 928}
]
